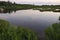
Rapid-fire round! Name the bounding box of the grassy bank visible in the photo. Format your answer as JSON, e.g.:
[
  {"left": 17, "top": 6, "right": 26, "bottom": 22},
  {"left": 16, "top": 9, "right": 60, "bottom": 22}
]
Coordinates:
[
  {"left": 45, "top": 23, "right": 60, "bottom": 40},
  {"left": 33, "top": 5, "right": 60, "bottom": 12},
  {"left": 0, "top": 19, "right": 38, "bottom": 40},
  {"left": 0, "top": 19, "right": 60, "bottom": 40}
]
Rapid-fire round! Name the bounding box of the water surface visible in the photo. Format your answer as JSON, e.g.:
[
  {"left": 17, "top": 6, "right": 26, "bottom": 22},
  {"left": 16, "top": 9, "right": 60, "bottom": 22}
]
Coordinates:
[{"left": 0, "top": 9, "right": 60, "bottom": 39}]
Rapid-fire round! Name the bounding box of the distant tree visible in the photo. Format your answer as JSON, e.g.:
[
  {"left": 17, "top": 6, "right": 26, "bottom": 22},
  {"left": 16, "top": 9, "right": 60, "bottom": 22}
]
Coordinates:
[
  {"left": 59, "top": 16, "right": 60, "bottom": 21},
  {"left": 14, "top": 2, "right": 16, "bottom": 5}
]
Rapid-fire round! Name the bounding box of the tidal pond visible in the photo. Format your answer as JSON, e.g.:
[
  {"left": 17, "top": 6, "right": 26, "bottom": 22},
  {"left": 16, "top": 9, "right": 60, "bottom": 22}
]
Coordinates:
[{"left": 0, "top": 9, "right": 60, "bottom": 40}]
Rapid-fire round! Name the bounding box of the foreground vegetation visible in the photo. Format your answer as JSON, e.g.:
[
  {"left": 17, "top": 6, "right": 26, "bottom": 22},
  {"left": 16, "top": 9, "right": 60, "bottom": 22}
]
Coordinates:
[
  {"left": 0, "top": 19, "right": 38, "bottom": 40},
  {"left": 0, "top": 19, "right": 60, "bottom": 40},
  {"left": 45, "top": 23, "right": 60, "bottom": 40}
]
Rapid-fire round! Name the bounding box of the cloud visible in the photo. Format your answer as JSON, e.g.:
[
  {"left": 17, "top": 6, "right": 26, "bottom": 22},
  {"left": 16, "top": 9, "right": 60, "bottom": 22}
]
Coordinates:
[
  {"left": 0, "top": 0, "right": 60, "bottom": 2},
  {"left": 0, "top": 0, "right": 60, "bottom": 5}
]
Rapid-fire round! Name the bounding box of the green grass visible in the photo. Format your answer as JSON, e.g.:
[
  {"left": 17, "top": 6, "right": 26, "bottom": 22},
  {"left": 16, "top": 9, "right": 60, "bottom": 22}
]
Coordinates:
[
  {"left": 45, "top": 23, "right": 60, "bottom": 40},
  {"left": 0, "top": 19, "right": 38, "bottom": 40}
]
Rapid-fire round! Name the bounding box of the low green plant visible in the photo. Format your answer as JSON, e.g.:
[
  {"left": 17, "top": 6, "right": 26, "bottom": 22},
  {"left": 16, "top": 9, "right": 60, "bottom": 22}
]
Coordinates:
[
  {"left": 0, "top": 19, "right": 38, "bottom": 40},
  {"left": 45, "top": 23, "right": 60, "bottom": 40}
]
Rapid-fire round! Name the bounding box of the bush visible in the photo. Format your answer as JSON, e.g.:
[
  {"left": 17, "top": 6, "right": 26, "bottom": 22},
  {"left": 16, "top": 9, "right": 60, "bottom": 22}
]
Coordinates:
[
  {"left": 0, "top": 19, "right": 38, "bottom": 40},
  {"left": 45, "top": 23, "right": 60, "bottom": 40}
]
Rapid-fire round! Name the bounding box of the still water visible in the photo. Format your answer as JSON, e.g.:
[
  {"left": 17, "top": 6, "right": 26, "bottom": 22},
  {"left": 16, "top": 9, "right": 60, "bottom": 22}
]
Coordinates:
[{"left": 0, "top": 9, "right": 60, "bottom": 39}]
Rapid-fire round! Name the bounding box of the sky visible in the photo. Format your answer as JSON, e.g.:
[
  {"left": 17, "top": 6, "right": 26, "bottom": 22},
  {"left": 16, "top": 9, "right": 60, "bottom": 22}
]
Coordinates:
[{"left": 0, "top": 0, "right": 60, "bottom": 5}]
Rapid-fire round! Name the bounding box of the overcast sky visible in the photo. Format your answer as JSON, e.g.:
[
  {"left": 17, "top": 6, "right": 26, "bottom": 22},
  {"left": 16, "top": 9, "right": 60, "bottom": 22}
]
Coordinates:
[{"left": 0, "top": 0, "right": 60, "bottom": 5}]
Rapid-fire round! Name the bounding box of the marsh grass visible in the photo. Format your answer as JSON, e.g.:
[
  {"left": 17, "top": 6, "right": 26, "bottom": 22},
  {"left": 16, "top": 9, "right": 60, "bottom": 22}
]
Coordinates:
[
  {"left": 45, "top": 23, "right": 60, "bottom": 40},
  {"left": 0, "top": 19, "right": 38, "bottom": 40}
]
